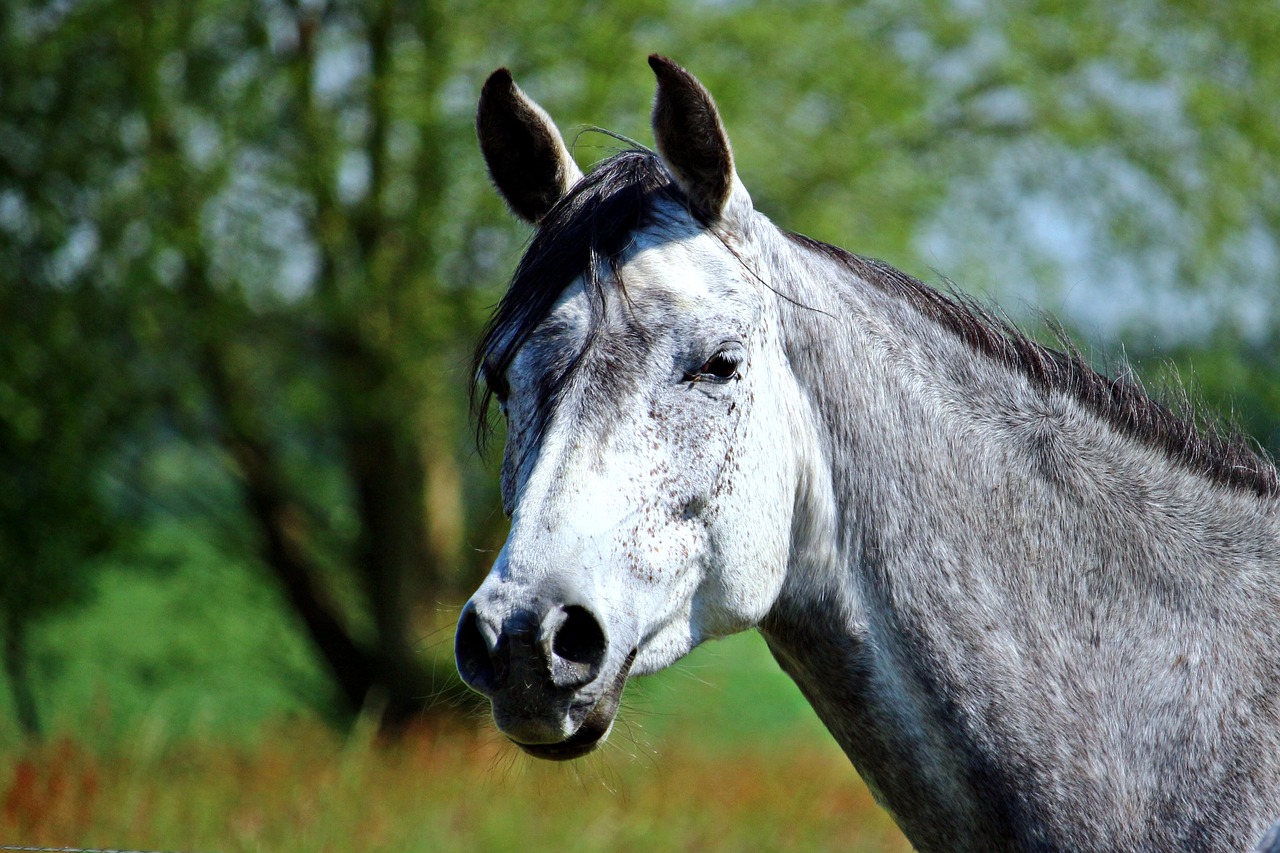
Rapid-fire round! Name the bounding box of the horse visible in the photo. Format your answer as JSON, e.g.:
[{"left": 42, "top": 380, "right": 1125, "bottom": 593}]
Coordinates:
[{"left": 454, "top": 55, "right": 1280, "bottom": 852}]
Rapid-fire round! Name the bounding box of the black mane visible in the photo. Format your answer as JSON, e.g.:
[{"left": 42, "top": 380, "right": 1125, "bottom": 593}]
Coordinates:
[{"left": 475, "top": 149, "right": 1278, "bottom": 497}]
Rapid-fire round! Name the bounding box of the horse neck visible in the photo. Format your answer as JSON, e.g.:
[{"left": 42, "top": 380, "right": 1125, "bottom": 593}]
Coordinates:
[{"left": 754, "top": 233, "right": 1280, "bottom": 852}]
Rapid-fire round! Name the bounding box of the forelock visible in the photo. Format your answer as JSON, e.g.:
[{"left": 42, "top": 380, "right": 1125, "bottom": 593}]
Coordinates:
[{"left": 473, "top": 149, "right": 693, "bottom": 441}]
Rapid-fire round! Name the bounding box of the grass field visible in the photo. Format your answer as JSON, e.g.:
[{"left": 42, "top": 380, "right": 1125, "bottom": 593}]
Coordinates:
[
  {"left": 1, "top": 720, "right": 910, "bottom": 852},
  {"left": 1, "top": 630, "right": 912, "bottom": 852},
  {"left": 0, "top": 537, "right": 911, "bottom": 851}
]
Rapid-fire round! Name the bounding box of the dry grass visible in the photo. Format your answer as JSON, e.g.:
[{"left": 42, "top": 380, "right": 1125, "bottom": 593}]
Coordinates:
[{"left": 0, "top": 719, "right": 911, "bottom": 852}]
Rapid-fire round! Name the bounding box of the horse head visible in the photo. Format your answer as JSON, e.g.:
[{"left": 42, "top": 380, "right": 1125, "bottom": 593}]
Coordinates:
[{"left": 455, "top": 56, "right": 809, "bottom": 759}]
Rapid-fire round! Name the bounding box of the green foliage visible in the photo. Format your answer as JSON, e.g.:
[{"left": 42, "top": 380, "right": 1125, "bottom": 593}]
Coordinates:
[
  {"left": 0, "top": 153, "right": 148, "bottom": 735},
  {"left": 0, "top": 521, "right": 328, "bottom": 747},
  {"left": 0, "top": 286, "right": 127, "bottom": 618},
  {"left": 894, "top": 0, "right": 1280, "bottom": 335}
]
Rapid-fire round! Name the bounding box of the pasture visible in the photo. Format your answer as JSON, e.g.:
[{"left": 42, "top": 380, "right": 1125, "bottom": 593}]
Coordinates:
[{"left": 0, "top": 627, "right": 909, "bottom": 852}]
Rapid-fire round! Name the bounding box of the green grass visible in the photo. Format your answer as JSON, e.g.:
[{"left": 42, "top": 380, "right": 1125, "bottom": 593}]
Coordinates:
[
  {"left": 2, "top": 521, "right": 329, "bottom": 745},
  {"left": 622, "top": 631, "right": 835, "bottom": 750}
]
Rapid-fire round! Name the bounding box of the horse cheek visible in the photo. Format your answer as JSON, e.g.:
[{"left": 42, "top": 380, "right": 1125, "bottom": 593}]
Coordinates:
[{"left": 697, "top": 414, "right": 794, "bottom": 635}]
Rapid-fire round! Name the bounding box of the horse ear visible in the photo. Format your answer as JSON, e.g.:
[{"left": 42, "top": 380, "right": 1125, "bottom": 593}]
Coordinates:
[
  {"left": 477, "top": 68, "right": 584, "bottom": 225},
  {"left": 648, "top": 54, "right": 750, "bottom": 224}
]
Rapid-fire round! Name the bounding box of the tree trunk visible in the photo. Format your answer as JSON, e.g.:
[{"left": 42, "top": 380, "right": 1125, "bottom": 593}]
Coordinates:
[
  {"left": 135, "top": 0, "right": 469, "bottom": 736},
  {"left": 202, "top": 341, "right": 436, "bottom": 731},
  {"left": 345, "top": 416, "right": 438, "bottom": 728},
  {"left": 3, "top": 613, "right": 42, "bottom": 740}
]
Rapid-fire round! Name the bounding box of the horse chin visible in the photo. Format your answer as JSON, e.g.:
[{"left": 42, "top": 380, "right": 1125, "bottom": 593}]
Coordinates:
[
  {"left": 513, "top": 718, "right": 613, "bottom": 761},
  {"left": 510, "top": 648, "right": 636, "bottom": 762}
]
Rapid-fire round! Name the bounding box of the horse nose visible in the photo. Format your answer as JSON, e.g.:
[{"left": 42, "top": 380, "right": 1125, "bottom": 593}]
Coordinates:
[{"left": 455, "top": 601, "right": 608, "bottom": 695}]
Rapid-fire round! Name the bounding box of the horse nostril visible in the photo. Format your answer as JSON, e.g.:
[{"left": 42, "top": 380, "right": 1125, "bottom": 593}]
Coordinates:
[
  {"left": 545, "top": 604, "right": 607, "bottom": 689},
  {"left": 455, "top": 604, "right": 500, "bottom": 695},
  {"left": 553, "top": 605, "right": 606, "bottom": 665}
]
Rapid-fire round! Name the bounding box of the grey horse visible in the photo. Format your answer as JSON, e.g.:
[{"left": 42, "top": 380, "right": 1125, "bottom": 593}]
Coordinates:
[{"left": 456, "top": 55, "right": 1280, "bottom": 852}]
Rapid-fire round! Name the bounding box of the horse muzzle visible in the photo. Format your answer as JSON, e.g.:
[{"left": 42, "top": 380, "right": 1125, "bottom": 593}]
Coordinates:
[{"left": 455, "top": 594, "right": 635, "bottom": 760}]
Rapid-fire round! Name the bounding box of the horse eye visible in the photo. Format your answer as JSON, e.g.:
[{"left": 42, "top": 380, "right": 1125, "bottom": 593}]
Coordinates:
[{"left": 687, "top": 351, "right": 742, "bottom": 383}]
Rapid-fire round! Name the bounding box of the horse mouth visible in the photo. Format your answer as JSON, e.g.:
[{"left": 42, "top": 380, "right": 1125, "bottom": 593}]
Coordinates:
[{"left": 512, "top": 649, "right": 637, "bottom": 761}]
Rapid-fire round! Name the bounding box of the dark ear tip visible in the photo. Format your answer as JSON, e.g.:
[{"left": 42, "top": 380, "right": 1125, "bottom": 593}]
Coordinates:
[
  {"left": 647, "top": 54, "right": 683, "bottom": 81},
  {"left": 482, "top": 67, "right": 515, "bottom": 98}
]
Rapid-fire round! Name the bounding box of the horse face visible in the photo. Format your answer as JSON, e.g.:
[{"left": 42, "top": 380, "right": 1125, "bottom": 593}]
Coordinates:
[
  {"left": 456, "top": 222, "right": 798, "bottom": 758},
  {"left": 457, "top": 57, "right": 797, "bottom": 759}
]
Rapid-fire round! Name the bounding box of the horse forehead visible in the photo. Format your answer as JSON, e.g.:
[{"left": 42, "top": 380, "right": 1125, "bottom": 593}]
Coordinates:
[
  {"left": 622, "top": 228, "right": 747, "bottom": 306},
  {"left": 523, "top": 230, "right": 750, "bottom": 354}
]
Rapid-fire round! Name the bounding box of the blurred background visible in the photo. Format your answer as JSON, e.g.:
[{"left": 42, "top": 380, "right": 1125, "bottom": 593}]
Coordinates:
[{"left": 2, "top": 0, "right": 1278, "bottom": 850}]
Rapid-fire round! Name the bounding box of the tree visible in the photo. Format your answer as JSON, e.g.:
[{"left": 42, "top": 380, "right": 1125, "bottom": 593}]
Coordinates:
[
  {"left": 0, "top": 217, "right": 141, "bottom": 741},
  {"left": 0, "top": 0, "right": 486, "bottom": 732},
  {"left": 0, "top": 5, "right": 157, "bottom": 737}
]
